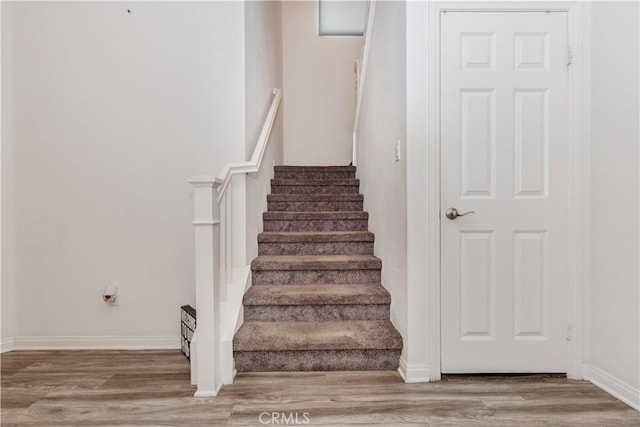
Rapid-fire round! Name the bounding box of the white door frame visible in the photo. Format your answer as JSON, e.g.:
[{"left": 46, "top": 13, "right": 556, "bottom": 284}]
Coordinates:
[{"left": 425, "top": 1, "right": 591, "bottom": 380}]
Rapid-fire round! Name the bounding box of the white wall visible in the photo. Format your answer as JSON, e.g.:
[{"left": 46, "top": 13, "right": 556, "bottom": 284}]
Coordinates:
[
  {"left": 355, "top": 0, "right": 407, "bottom": 362},
  {"left": 404, "top": 0, "right": 431, "bottom": 381},
  {"left": 244, "top": 1, "right": 284, "bottom": 263},
  {"left": 1, "top": 2, "right": 18, "bottom": 350},
  {"left": 2, "top": 1, "right": 246, "bottom": 346},
  {"left": 587, "top": 1, "right": 640, "bottom": 406},
  {"left": 282, "top": 1, "right": 362, "bottom": 165}
]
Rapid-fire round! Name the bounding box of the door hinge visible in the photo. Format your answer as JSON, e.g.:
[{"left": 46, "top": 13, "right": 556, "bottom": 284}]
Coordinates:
[
  {"left": 566, "top": 323, "right": 573, "bottom": 341},
  {"left": 567, "top": 47, "right": 573, "bottom": 66}
]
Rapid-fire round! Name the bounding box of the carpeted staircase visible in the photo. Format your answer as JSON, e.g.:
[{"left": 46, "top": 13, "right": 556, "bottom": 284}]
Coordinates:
[{"left": 233, "top": 166, "right": 403, "bottom": 372}]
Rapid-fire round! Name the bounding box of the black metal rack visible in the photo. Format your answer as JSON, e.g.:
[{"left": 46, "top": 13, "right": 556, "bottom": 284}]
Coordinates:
[{"left": 180, "top": 305, "right": 196, "bottom": 360}]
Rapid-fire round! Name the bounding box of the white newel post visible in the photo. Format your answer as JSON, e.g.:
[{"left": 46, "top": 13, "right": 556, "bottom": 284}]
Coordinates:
[
  {"left": 185, "top": 88, "right": 281, "bottom": 395},
  {"left": 188, "top": 176, "right": 222, "bottom": 397}
]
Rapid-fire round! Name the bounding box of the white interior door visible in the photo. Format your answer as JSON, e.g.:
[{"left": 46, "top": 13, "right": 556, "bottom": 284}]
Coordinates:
[{"left": 441, "top": 11, "right": 570, "bottom": 373}]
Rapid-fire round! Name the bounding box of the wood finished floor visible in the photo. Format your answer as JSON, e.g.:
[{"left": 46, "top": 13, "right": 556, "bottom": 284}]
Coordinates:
[{"left": 1, "top": 350, "right": 638, "bottom": 426}]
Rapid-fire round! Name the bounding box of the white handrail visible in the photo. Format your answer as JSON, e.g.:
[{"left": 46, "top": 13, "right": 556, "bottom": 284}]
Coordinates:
[
  {"left": 352, "top": 0, "right": 377, "bottom": 167},
  {"left": 216, "top": 88, "right": 282, "bottom": 202}
]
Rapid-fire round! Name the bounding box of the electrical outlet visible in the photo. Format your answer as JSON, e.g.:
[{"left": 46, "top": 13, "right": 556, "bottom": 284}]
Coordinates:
[{"left": 103, "top": 285, "right": 120, "bottom": 306}]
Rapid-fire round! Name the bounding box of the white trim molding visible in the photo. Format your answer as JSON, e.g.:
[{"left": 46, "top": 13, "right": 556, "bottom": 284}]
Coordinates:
[
  {"left": 194, "top": 386, "right": 223, "bottom": 398},
  {"left": 7, "top": 335, "right": 180, "bottom": 351},
  {"left": 424, "top": 1, "right": 590, "bottom": 381},
  {"left": 567, "top": 0, "right": 592, "bottom": 382},
  {"left": 405, "top": 0, "right": 431, "bottom": 384},
  {"left": 1, "top": 337, "right": 15, "bottom": 353},
  {"left": 398, "top": 356, "right": 431, "bottom": 383},
  {"left": 583, "top": 364, "right": 640, "bottom": 411}
]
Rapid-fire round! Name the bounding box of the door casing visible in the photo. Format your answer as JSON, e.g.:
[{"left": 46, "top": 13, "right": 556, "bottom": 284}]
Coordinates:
[{"left": 424, "top": 1, "right": 591, "bottom": 381}]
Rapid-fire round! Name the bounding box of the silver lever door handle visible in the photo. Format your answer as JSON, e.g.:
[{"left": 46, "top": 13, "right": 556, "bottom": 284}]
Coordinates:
[{"left": 445, "top": 207, "right": 475, "bottom": 220}]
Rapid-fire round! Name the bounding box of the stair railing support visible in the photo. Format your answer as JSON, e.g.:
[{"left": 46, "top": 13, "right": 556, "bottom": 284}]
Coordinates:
[
  {"left": 188, "top": 176, "right": 223, "bottom": 397},
  {"left": 352, "top": 0, "right": 376, "bottom": 166}
]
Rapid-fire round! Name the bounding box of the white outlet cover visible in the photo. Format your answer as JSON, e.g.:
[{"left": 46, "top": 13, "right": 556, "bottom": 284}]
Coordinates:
[{"left": 103, "top": 285, "right": 119, "bottom": 306}]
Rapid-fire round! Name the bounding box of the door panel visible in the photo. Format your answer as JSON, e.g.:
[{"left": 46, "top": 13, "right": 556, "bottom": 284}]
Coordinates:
[
  {"left": 441, "top": 11, "right": 569, "bottom": 373},
  {"left": 514, "top": 89, "right": 548, "bottom": 197},
  {"left": 513, "top": 231, "right": 547, "bottom": 339},
  {"left": 460, "top": 89, "right": 496, "bottom": 198},
  {"left": 459, "top": 231, "right": 496, "bottom": 340}
]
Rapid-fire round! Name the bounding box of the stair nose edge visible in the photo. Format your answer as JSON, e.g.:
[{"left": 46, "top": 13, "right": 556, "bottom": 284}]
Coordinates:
[
  {"left": 251, "top": 255, "right": 383, "bottom": 271},
  {"left": 242, "top": 284, "right": 392, "bottom": 306}
]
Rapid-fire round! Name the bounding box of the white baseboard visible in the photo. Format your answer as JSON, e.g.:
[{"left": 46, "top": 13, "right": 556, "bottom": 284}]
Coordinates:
[
  {"left": 398, "top": 356, "right": 431, "bottom": 383},
  {"left": 583, "top": 364, "right": 640, "bottom": 411},
  {"left": 194, "top": 382, "right": 223, "bottom": 398},
  {"left": 1, "top": 337, "right": 15, "bottom": 353},
  {"left": 6, "top": 335, "right": 180, "bottom": 351}
]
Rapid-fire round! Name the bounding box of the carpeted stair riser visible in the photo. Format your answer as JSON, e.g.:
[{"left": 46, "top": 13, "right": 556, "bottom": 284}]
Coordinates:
[
  {"left": 259, "top": 241, "right": 374, "bottom": 255},
  {"left": 263, "top": 214, "right": 368, "bottom": 232},
  {"left": 267, "top": 194, "right": 364, "bottom": 212},
  {"left": 252, "top": 269, "right": 381, "bottom": 285},
  {"left": 271, "top": 185, "right": 359, "bottom": 194},
  {"left": 267, "top": 201, "right": 364, "bottom": 212},
  {"left": 274, "top": 166, "right": 356, "bottom": 180},
  {"left": 234, "top": 349, "right": 401, "bottom": 372},
  {"left": 271, "top": 179, "right": 360, "bottom": 195},
  {"left": 243, "top": 304, "right": 390, "bottom": 322},
  {"left": 258, "top": 231, "right": 374, "bottom": 255},
  {"left": 243, "top": 284, "right": 391, "bottom": 305},
  {"left": 274, "top": 171, "right": 355, "bottom": 180},
  {"left": 252, "top": 255, "right": 380, "bottom": 269},
  {"left": 234, "top": 320, "right": 402, "bottom": 350},
  {"left": 243, "top": 283, "right": 390, "bottom": 320}
]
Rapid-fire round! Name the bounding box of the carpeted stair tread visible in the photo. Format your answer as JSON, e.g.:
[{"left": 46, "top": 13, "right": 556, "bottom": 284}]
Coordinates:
[
  {"left": 271, "top": 179, "right": 359, "bottom": 186},
  {"left": 262, "top": 211, "right": 369, "bottom": 232},
  {"left": 234, "top": 164, "right": 402, "bottom": 371},
  {"left": 234, "top": 349, "right": 400, "bottom": 371},
  {"left": 268, "top": 194, "right": 364, "bottom": 212},
  {"left": 251, "top": 255, "right": 382, "bottom": 271},
  {"left": 258, "top": 231, "right": 374, "bottom": 243},
  {"left": 274, "top": 166, "right": 356, "bottom": 180},
  {"left": 274, "top": 166, "right": 356, "bottom": 172},
  {"left": 263, "top": 211, "right": 368, "bottom": 220},
  {"left": 271, "top": 179, "right": 360, "bottom": 194},
  {"left": 267, "top": 194, "right": 364, "bottom": 202},
  {"left": 243, "top": 284, "right": 390, "bottom": 306},
  {"left": 258, "top": 231, "right": 374, "bottom": 255},
  {"left": 233, "top": 320, "right": 402, "bottom": 351}
]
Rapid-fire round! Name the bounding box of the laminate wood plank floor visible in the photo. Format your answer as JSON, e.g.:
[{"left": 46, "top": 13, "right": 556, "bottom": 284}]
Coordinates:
[{"left": 1, "top": 350, "right": 638, "bottom": 426}]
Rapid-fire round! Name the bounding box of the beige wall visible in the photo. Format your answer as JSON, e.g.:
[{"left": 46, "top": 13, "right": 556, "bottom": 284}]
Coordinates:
[{"left": 282, "top": 1, "right": 362, "bottom": 166}]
